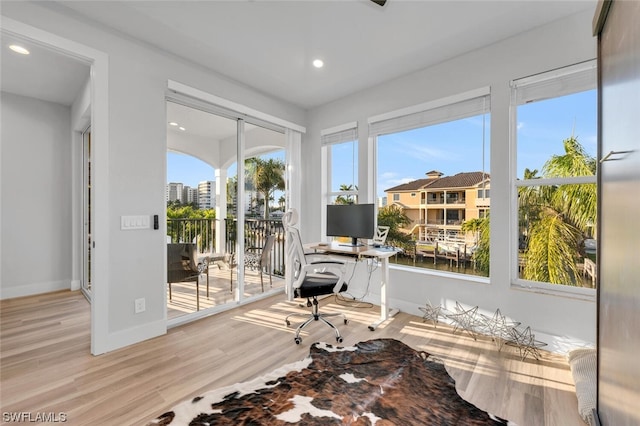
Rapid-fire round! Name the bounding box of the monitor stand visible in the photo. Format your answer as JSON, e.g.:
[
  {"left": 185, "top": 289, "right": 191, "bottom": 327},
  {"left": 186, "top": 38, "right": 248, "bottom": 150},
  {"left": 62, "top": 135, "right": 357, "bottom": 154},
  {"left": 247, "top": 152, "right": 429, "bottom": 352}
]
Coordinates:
[{"left": 339, "top": 237, "right": 364, "bottom": 247}]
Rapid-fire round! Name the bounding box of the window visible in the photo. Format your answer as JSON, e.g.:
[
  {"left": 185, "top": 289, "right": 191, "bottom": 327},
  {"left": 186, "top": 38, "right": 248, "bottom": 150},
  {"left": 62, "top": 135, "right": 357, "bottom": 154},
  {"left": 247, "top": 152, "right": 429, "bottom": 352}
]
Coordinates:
[
  {"left": 511, "top": 60, "right": 597, "bottom": 292},
  {"left": 477, "top": 189, "right": 490, "bottom": 198},
  {"left": 369, "top": 88, "right": 490, "bottom": 278},
  {"left": 322, "top": 122, "right": 358, "bottom": 205}
]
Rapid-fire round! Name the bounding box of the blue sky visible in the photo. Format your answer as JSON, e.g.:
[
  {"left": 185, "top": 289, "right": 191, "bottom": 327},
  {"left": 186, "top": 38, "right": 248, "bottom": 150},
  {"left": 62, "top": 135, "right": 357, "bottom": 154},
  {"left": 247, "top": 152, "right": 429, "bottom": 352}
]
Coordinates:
[
  {"left": 169, "top": 90, "right": 596, "bottom": 200},
  {"left": 167, "top": 153, "right": 215, "bottom": 187},
  {"left": 167, "top": 151, "right": 285, "bottom": 188},
  {"left": 372, "top": 89, "right": 596, "bottom": 199}
]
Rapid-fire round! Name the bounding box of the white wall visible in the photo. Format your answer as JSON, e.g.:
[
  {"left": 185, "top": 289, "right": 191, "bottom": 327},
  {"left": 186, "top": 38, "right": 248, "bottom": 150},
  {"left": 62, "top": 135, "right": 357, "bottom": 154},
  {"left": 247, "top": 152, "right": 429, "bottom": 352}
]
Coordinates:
[
  {"left": 1, "top": 93, "right": 72, "bottom": 298},
  {"left": 1, "top": 2, "right": 306, "bottom": 353},
  {"left": 304, "top": 9, "right": 598, "bottom": 350}
]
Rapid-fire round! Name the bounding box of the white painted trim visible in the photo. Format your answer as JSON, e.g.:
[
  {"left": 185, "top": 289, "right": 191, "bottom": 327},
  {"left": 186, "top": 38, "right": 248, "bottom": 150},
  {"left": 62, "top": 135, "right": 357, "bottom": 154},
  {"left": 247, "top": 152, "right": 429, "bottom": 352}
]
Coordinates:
[
  {"left": 167, "top": 80, "right": 306, "bottom": 134},
  {"left": 390, "top": 263, "right": 491, "bottom": 284},
  {"left": 236, "top": 119, "right": 246, "bottom": 301},
  {"left": 1, "top": 17, "right": 111, "bottom": 356},
  {"left": 511, "top": 60, "right": 597, "bottom": 88},
  {"left": 320, "top": 121, "right": 358, "bottom": 136},
  {"left": 71, "top": 280, "right": 81, "bottom": 291},
  {"left": 0, "top": 281, "right": 71, "bottom": 299},
  {"left": 516, "top": 176, "right": 597, "bottom": 187},
  {"left": 368, "top": 86, "right": 491, "bottom": 124},
  {"left": 104, "top": 319, "right": 166, "bottom": 353},
  {"left": 511, "top": 280, "right": 596, "bottom": 302}
]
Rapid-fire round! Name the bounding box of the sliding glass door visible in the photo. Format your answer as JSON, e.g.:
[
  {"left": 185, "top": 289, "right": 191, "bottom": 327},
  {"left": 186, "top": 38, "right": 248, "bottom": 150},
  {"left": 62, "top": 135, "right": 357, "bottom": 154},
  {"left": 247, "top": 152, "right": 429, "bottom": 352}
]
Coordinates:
[
  {"left": 166, "top": 99, "right": 287, "bottom": 324},
  {"left": 242, "top": 122, "right": 287, "bottom": 299}
]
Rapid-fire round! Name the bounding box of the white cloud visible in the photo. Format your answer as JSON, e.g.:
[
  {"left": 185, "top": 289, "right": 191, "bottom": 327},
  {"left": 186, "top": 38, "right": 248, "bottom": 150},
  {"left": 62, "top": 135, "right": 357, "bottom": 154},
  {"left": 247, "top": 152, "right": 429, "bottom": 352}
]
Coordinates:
[
  {"left": 517, "top": 122, "right": 525, "bottom": 130},
  {"left": 380, "top": 172, "right": 397, "bottom": 180}
]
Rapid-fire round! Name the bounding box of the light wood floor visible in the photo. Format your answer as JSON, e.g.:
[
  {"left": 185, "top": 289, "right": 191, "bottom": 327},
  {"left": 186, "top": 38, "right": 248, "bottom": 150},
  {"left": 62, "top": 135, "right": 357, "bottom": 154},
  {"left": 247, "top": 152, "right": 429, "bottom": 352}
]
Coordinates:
[{"left": 0, "top": 290, "right": 584, "bottom": 426}]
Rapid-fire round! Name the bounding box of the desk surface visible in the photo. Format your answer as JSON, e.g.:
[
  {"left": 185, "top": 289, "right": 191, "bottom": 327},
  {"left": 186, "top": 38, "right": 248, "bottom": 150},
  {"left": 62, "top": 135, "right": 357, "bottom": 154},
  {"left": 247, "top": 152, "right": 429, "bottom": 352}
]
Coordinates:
[{"left": 310, "top": 242, "right": 397, "bottom": 259}]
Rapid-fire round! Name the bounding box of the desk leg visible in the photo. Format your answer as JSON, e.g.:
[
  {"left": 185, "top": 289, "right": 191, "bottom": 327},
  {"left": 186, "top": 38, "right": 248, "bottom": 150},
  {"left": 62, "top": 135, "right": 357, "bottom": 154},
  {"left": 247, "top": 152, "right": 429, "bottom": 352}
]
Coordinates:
[{"left": 368, "top": 256, "right": 399, "bottom": 331}]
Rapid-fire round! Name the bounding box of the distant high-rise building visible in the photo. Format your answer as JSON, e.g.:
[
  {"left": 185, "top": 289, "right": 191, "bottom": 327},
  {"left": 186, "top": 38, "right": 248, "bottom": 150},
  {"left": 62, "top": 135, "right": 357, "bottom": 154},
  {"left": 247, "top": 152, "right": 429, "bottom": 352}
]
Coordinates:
[
  {"left": 198, "top": 180, "right": 216, "bottom": 209},
  {"left": 166, "top": 182, "right": 184, "bottom": 203},
  {"left": 184, "top": 186, "right": 199, "bottom": 205}
]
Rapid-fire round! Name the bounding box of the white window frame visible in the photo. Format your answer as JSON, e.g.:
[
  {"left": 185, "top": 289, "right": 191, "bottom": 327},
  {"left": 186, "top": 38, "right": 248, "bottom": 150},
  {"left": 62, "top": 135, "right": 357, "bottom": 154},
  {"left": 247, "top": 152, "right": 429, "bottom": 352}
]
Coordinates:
[
  {"left": 368, "top": 87, "right": 491, "bottom": 280},
  {"left": 509, "top": 60, "right": 597, "bottom": 299},
  {"left": 321, "top": 122, "right": 359, "bottom": 237}
]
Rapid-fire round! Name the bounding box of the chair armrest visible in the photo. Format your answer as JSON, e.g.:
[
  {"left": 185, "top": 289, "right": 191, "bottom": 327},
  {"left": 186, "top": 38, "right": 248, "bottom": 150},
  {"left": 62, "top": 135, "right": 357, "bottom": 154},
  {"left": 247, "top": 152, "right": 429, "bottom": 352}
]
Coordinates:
[{"left": 197, "top": 256, "right": 209, "bottom": 273}]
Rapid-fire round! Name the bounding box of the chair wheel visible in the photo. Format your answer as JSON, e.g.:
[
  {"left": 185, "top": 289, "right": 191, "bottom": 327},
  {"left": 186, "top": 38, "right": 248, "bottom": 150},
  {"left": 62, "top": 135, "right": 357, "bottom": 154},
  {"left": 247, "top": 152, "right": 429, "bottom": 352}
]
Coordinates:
[
  {"left": 344, "top": 319, "right": 349, "bottom": 325},
  {"left": 294, "top": 337, "right": 302, "bottom": 344},
  {"left": 336, "top": 336, "right": 343, "bottom": 343},
  {"left": 285, "top": 320, "right": 291, "bottom": 326}
]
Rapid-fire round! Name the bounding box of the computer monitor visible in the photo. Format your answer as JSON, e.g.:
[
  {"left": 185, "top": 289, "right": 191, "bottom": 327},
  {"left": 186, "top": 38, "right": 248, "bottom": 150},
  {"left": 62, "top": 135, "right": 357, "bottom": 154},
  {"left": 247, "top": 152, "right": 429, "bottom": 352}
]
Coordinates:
[{"left": 326, "top": 203, "right": 375, "bottom": 247}]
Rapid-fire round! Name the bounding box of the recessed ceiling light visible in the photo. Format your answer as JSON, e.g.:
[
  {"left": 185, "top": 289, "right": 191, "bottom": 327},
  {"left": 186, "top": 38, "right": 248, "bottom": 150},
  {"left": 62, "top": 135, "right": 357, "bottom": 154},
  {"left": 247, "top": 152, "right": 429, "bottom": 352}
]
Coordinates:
[
  {"left": 178, "top": 126, "right": 186, "bottom": 131},
  {"left": 169, "top": 122, "right": 178, "bottom": 126},
  {"left": 9, "top": 45, "right": 30, "bottom": 55},
  {"left": 312, "top": 59, "right": 324, "bottom": 68}
]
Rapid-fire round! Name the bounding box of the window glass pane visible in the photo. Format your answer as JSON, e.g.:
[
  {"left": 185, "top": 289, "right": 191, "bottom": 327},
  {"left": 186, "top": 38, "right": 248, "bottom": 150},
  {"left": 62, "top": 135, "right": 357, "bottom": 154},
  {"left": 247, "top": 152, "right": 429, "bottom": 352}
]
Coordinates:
[
  {"left": 329, "top": 194, "right": 358, "bottom": 205},
  {"left": 244, "top": 140, "right": 286, "bottom": 298},
  {"left": 518, "top": 183, "right": 597, "bottom": 288},
  {"left": 377, "top": 111, "right": 490, "bottom": 278},
  {"left": 517, "top": 90, "right": 597, "bottom": 180},
  {"left": 515, "top": 87, "right": 597, "bottom": 289},
  {"left": 330, "top": 140, "right": 358, "bottom": 193}
]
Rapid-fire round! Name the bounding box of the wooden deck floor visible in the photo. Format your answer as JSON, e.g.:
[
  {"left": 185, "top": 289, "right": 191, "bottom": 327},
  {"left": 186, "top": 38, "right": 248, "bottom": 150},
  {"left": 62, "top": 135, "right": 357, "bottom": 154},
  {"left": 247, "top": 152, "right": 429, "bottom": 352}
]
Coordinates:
[
  {"left": 0, "top": 290, "right": 584, "bottom": 426},
  {"left": 167, "top": 265, "right": 286, "bottom": 320}
]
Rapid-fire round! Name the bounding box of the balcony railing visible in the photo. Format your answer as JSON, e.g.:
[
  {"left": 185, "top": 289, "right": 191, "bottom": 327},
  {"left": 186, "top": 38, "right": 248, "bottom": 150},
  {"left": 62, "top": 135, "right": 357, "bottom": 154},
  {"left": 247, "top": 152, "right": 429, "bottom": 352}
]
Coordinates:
[
  {"left": 225, "top": 218, "right": 286, "bottom": 276},
  {"left": 167, "top": 217, "right": 285, "bottom": 277},
  {"left": 445, "top": 197, "right": 466, "bottom": 204},
  {"left": 167, "top": 218, "right": 215, "bottom": 253}
]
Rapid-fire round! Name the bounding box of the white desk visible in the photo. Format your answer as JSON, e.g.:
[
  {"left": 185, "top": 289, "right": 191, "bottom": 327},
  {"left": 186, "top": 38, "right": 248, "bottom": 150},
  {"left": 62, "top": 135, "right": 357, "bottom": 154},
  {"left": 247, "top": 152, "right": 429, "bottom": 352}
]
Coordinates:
[{"left": 310, "top": 242, "right": 399, "bottom": 331}]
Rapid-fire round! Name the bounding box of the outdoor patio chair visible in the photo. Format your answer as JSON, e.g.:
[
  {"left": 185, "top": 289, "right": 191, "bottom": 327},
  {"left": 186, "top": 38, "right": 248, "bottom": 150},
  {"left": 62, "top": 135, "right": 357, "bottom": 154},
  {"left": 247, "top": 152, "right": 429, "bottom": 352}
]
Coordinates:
[
  {"left": 228, "top": 234, "right": 276, "bottom": 293},
  {"left": 167, "top": 243, "right": 209, "bottom": 311}
]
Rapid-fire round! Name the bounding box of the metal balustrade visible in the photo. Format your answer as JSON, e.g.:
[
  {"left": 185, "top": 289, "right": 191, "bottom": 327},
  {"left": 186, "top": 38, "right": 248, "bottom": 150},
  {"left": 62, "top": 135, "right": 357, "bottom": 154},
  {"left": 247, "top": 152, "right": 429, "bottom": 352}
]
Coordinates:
[{"left": 167, "top": 217, "right": 285, "bottom": 277}]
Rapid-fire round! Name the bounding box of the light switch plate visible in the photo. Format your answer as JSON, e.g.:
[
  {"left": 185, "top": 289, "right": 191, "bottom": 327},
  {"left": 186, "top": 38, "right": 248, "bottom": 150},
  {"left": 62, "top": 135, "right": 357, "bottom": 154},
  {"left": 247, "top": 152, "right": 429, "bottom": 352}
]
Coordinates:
[{"left": 121, "top": 215, "right": 150, "bottom": 230}]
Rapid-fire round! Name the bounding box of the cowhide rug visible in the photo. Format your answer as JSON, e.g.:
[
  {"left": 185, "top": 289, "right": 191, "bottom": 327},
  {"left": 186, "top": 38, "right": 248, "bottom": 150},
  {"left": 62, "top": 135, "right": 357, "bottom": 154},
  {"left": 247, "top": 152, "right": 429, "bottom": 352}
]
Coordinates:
[{"left": 148, "top": 338, "right": 515, "bottom": 425}]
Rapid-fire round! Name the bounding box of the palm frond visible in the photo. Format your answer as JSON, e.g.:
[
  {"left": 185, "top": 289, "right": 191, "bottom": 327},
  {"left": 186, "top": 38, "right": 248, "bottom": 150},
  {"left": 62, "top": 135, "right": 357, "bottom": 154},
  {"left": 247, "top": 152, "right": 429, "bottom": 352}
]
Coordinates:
[{"left": 523, "top": 212, "right": 581, "bottom": 285}]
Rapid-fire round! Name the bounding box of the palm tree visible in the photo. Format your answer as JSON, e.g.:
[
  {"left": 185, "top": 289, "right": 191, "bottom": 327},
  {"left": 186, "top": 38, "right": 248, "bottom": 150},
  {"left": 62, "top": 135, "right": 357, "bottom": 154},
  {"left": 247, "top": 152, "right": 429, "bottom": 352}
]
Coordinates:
[
  {"left": 377, "top": 204, "right": 411, "bottom": 244},
  {"left": 519, "top": 137, "right": 596, "bottom": 285},
  {"left": 334, "top": 184, "right": 358, "bottom": 205},
  {"left": 461, "top": 216, "right": 490, "bottom": 275},
  {"left": 246, "top": 157, "right": 285, "bottom": 219}
]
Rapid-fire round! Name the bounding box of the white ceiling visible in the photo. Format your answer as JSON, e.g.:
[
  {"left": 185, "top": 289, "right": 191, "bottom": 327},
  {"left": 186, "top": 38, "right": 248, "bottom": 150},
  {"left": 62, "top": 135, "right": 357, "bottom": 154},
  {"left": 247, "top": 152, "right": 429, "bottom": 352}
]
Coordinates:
[
  {"left": 1, "top": 34, "right": 90, "bottom": 106},
  {"left": 2, "top": 0, "right": 596, "bottom": 111}
]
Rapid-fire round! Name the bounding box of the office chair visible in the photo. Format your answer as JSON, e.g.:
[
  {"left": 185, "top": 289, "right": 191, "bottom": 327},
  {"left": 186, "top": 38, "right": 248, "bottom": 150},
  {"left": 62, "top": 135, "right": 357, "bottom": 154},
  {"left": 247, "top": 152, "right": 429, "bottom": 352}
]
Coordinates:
[{"left": 282, "top": 209, "right": 349, "bottom": 344}]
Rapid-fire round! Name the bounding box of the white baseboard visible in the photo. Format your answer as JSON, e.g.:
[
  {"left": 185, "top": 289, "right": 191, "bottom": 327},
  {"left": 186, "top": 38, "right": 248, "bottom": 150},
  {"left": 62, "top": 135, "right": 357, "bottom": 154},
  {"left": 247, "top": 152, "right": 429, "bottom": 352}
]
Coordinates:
[
  {"left": 71, "top": 280, "right": 81, "bottom": 291},
  {"left": 104, "top": 319, "right": 167, "bottom": 353},
  {"left": 0, "top": 280, "right": 71, "bottom": 300}
]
